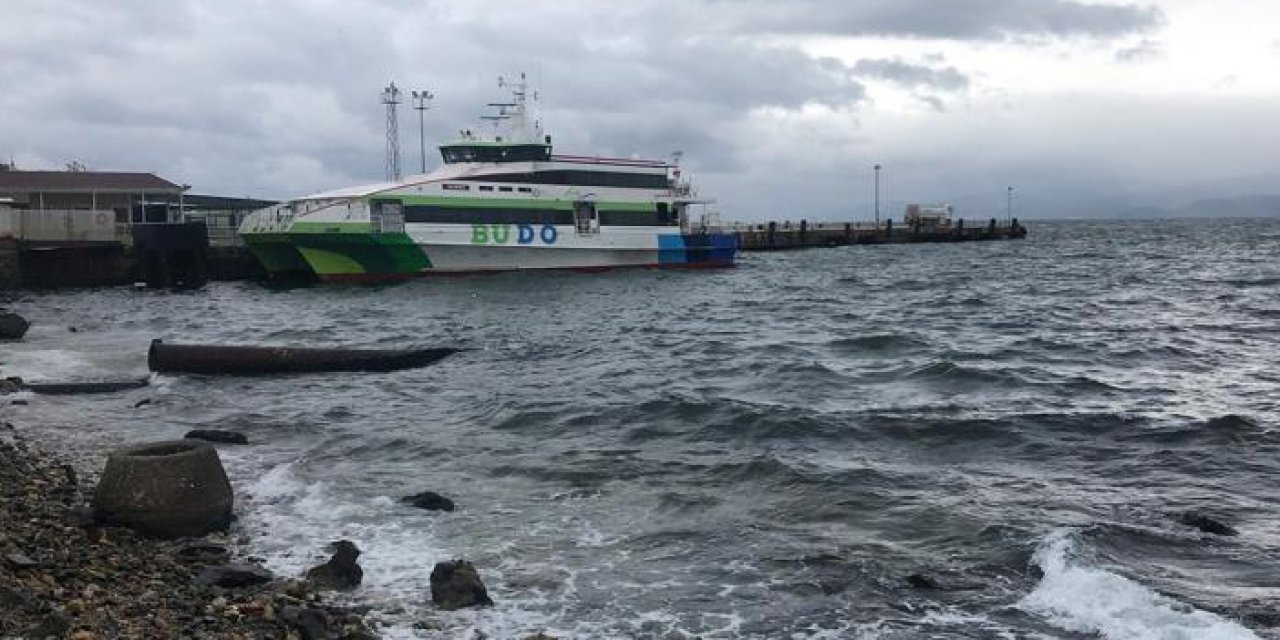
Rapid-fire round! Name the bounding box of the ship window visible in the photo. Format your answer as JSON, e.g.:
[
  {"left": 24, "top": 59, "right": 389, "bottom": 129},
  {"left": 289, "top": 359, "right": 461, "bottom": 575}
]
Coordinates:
[
  {"left": 478, "top": 185, "right": 493, "bottom": 192},
  {"left": 439, "top": 144, "right": 552, "bottom": 164},
  {"left": 517, "top": 187, "right": 532, "bottom": 193},
  {"left": 456, "top": 170, "right": 668, "bottom": 189},
  {"left": 499, "top": 186, "right": 513, "bottom": 192},
  {"left": 442, "top": 183, "right": 470, "bottom": 191}
]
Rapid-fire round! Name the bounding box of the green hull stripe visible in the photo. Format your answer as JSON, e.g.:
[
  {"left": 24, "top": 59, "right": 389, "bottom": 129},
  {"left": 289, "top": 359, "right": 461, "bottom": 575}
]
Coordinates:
[
  {"left": 290, "top": 222, "right": 374, "bottom": 234},
  {"left": 291, "top": 232, "right": 432, "bottom": 275},
  {"left": 242, "top": 236, "right": 312, "bottom": 274},
  {"left": 297, "top": 247, "right": 365, "bottom": 275}
]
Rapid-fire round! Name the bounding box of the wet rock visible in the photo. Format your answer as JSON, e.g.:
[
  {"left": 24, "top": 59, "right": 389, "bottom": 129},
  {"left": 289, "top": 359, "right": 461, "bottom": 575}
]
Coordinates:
[
  {"left": 905, "top": 573, "right": 939, "bottom": 589},
  {"left": 175, "top": 541, "right": 231, "bottom": 564},
  {"left": 297, "top": 607, "right": 333, "bottom": 640},
  {"left": 430, "top": 559, "right": 493, "bottom": 610},
  {"left": 10, "top": 399, "right": 27, "bottom": 406},
  {"left": 304, "top": 540, "right": 363, "bottom": 591},
  {"left": 194, "top": 563, "right": 275, "bottom": 588},
  {"left": 401, "top": 490, "right": 455, "bottom": 512},
  {"left": 0, "top": 312, "right": 30, "bottom": 340},
  {"left": 0, "top": 583, "right": 31, "bottom": 608},
  {"left": 66, "top": 504, "right": 97, "bottom": 528},
  {"left": 523, "top": 633, "right": 560, "bottom": 640},
  {"left": 1205, "top": 414, "right": 1259, "bottom": 431},
  {"left": 28, "top": 610, "right": 71, "bottom": 638},
  {"left": 183, "top": 430, "right": 249, "bottom": 445},
  {"left": 279, "top": 604, "right": 337, "bottom": 640},
  {"left": 5, "top": 551, "right": 39, "bottom": 569},
  {"left": 1177, "top": 511, "right": 1238, "bottom": 536},
  {"left": 0, "top": 376, "right": 23, "bottom": 394}
]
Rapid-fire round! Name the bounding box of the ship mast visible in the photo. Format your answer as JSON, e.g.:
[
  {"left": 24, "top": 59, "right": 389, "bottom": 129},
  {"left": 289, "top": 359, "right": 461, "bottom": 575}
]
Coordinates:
[{"left": 481, "top": 72, "right": 540, "bottom": 143}]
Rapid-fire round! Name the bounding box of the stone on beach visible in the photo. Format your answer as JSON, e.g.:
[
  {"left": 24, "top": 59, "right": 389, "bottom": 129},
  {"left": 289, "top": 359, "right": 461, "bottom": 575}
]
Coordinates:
[
  {"left": 194, "top": 563, "right": 275, "bottom": 589},
  {"left": 0, "top": 312, "right": 29, "bottom": 340},
  {"left": 430, "top": 559, "right": 494, "bottom": 610},
  {"left": 1177, "top": 511, "right": 1238, "bottom": 536},
  {"left": 305, "top": 540, "right": 363, "bottom": 591},
  {"left": 91, "top": 440, "right": 234, "bottom": 539},
  {"left": 0, "top": 377, "right": 23, "bottom": 394}
]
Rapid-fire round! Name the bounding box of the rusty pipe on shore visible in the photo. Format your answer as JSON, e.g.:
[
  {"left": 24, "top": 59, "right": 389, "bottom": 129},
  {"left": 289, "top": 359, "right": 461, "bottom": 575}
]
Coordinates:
[{"left": 147, "top": 339, "right": 462, "bottom": 375}]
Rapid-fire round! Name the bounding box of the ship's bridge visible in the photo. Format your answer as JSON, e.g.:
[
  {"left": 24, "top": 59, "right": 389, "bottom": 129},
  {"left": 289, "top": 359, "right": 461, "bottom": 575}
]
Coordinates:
[{"left": 439, "top": 142, "right": 552, "bottom": 164}]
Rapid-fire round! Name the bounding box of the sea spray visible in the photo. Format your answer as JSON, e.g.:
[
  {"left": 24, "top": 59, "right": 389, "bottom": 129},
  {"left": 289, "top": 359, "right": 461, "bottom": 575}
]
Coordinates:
[{"left": 1019, "top": 529, "right": 1259, "bottom": 640}]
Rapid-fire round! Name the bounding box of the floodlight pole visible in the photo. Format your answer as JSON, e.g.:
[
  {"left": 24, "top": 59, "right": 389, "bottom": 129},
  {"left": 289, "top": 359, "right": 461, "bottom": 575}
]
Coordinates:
[
  {"left": 411, "top": 89, "right": 434, "bottom": 175},
  {"left": 1007, "top": 186, "right": 1013, "bottom": 227},
  {"left": 874, "top": 164, "right": 882, "bottom": 224}
]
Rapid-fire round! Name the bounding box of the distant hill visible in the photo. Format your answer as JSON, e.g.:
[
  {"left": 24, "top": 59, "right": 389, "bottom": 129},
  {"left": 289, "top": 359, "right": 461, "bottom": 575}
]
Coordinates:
[{"left": 1117, "top": 194, "right": 1280, "bottom": 218}]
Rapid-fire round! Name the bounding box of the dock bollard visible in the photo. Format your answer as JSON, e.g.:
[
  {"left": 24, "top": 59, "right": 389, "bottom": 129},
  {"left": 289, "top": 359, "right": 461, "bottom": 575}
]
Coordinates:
[{"left": 92, "top": 440, "right": 233, "bottom": 538}]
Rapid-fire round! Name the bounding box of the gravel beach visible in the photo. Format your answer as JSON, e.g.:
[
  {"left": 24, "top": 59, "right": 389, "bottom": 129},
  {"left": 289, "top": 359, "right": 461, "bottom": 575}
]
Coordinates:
[{"left": 0, "top": 419, "right": 376, "bottom": 640}]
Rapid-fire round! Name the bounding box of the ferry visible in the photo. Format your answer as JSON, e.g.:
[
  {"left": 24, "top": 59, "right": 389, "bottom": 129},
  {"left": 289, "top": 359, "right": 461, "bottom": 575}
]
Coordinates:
[{"left": 238, "top": 74, "right": 737, "bottom": 282}]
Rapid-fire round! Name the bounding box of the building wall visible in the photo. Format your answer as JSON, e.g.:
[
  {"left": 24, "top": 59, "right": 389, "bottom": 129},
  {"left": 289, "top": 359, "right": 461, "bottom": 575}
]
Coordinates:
[{"left": 0, "top": 191, "right": 137, "bottom": 213}]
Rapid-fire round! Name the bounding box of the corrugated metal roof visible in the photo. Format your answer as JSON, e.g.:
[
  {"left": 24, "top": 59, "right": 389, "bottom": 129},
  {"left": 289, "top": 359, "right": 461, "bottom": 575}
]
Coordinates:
[{"left": 0, "top": 170, "right": 181, "bottom": 192}]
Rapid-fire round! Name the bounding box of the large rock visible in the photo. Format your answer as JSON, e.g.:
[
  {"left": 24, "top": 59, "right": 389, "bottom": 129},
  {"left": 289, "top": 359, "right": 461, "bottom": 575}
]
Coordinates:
[
  {"left": 304, "top": 540, "right": 363, "bottom": 591},
  {"left": 400, "top": 490, "right": 455, "bottom": 512},
  {"left": 92, "top": 440, "right": 234, "bottom": 539},
  {"left": 1177, "top": 511, "right": 1238, "bottom": 536},
  {"left": 194, "top": 563, "right": 274, "bottom": 588},
  {"left": 0, "top": 376, "right": 22, "bottom": 394},
  {"left": 430, "top": 559, "right": 493, "bottom": 610},
  {"left": 0, "top": 312, "right": 29, "bottom": 340}
]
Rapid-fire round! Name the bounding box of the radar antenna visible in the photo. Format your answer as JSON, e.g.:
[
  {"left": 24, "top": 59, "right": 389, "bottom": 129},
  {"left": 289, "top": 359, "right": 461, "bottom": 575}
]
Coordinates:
[{"left": 478, "top": 72, "right": 540, "bottom": 143}]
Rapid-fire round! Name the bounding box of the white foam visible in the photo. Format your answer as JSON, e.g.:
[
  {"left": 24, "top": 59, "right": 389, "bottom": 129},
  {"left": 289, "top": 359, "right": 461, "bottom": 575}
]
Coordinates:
[
  {"left": 234, "top": 461, "right": 568, "bottom": 639},
  {"left": 2, "top": 349, "right": 103, "bottom": 381},
  {"left": 1019, "top": 530, "right": 1260, "bottom": 640}
]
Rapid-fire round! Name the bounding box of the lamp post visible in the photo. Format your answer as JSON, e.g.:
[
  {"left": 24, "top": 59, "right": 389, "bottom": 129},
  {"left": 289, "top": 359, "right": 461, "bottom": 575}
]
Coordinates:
[
  {"left": 1007, "top": 186, "right": 1013, "bottom": 228},
  {"left": 874, "top": 164, "right": 881, "bottom": 225},
  {"left": 179, "top": 184, "right": 190, "bottom": 223},
  {"left": 411, "top": 90, "right": 434, "bottom": 175}
]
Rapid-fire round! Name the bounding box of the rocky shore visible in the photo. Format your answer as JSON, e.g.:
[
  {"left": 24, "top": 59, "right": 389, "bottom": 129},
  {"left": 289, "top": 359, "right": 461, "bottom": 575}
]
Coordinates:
[{"left": 0, "top": 421, "right": 376, "bottom": 640}]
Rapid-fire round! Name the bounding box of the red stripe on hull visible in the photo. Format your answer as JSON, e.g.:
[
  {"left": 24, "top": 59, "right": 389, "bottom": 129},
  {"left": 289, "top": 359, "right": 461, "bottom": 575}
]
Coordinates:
[{"left": 316, "top": 261, "right": 735, "bottom": 283}]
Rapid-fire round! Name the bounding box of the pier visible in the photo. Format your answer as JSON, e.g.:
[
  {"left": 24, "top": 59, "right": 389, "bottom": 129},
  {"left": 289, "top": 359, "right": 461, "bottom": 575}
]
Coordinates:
[{"left": 732, "top": 217, "right": 1026, "bottom": 251}]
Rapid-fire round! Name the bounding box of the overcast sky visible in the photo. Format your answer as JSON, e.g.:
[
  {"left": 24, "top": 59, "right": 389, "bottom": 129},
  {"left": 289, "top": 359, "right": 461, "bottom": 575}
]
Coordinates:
[{"left": 2, "top": 0, "right": 1278, "bottom": 219}]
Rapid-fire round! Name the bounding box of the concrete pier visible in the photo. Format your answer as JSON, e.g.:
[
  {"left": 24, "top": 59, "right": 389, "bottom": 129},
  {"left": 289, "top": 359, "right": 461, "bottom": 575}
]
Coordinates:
[{"left": 734, "top": 218, "right": 1026, "bottom": 251}]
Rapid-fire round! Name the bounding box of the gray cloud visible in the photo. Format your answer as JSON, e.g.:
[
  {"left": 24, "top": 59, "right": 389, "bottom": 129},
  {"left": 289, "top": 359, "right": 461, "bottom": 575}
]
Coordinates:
[
  {"left": 853, "top": 58, "right": 970, "bottom": 92},
  {"left": 1115, "top": 39, "right": 1164, "bottom": 63},
  {"left": 1, "top": 0, "right": 1276, "bottom": 221},
  {"left": 914, "top": 95, "right": 947, "bottom": 112},
  {"left": 706, "top": 0, "right": 1165, "bottom": 40}
]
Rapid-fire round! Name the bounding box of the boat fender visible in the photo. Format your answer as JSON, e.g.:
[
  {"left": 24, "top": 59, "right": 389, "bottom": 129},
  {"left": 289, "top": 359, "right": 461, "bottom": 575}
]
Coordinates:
[{"left": 540, "top": 224, "right": 558, "bottom": 244}]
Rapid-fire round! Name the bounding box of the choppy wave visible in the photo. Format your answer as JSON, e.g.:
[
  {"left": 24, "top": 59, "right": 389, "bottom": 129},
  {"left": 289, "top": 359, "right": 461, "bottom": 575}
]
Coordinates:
[
  {"left": 4, "top": 219, "right": 1280, "bottom": 638},
  {"left": 1020, "top": 530, "right": 1260, "bottom": 640}
]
